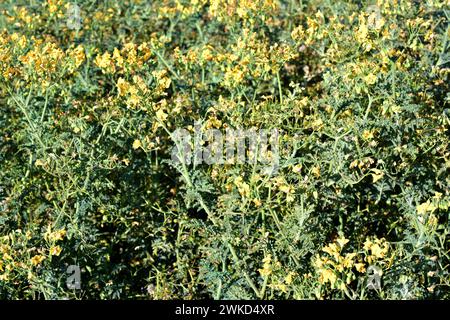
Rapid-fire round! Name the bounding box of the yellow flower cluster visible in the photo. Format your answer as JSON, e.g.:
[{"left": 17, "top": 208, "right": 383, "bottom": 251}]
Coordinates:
[
  {"left": 44, "top": 228, "right": 66, "bottom": 242},
  {"left": 291, "top": 11, "right": 328, "bottom": 46},
  {"left": 257, "top": 252, "right": 297, "bottom": 294},
  {"left": 270, "top": 176, "right": 296, "bottom": 203},
  {"left": 66, "top": 45, "right": 86, "bottom": 73},
  {"left": 49, "top": 246, "right": 62, "bottom": 257},
  {"left": 15, "top": 7, "right": 33, "bottom": 25},
  {"left": 20, "top": 41, "right": 64, "bottom": 75},
  {"left": 173, "top": 26, "right": 296, "bottom": 90},
  {"left": 0, "top": 228, "right": 59, "bottom": 281},
  {"left": 258, "top": 254, "right": 273, "bottom": 277},
  {"left": 415, "top": 194, "right": 449, "bottom": 227},
  {"left": 157, "top": 0, "right": 208, "bottom": 19},
  {"left": 362, "top": 237, "right": 390, "bottom": 265},
  {"left": 354, "top": 11, "right": 386, "bottom": 52},
  {"left": 47, "top": 0, "right": 64, "bottom": 15},
  {"left": 0, "top": 33, "right": 86, "bottom": 87},
  {"left": 179, "top": 44, "right": 216, "bottom": 67},
  {"left": 314, "top": 236, "right": 391, "bottom": 291},
  {"left": 116, "top": 75, "right": 149, "bottom": 108},
  {"left": 0, "top": 242, "right": 12, "bottom": 280},
  {"left": 270, "top": 271, "right": 296, "bottom": 294},
  {"left": 95, "top": 42, "right": 152, "bottom": 74},
  {"left": 223, "top": 65, "right": 246, "bottom": 88},
  {"left": 0, "top": 34, "right": 18, "bottom": 80},
  {"left": 416, "top": 200, "right": 438, "bottom": 216},
  {"left": 152, "top": 69, "right": 172, "bottom": 95},
  {"left": 31, "top": 255, "right": 46, "bottom": 266},
  {"left": 314, "top": 237, "right": 357, "bottom": 290},
  {"left": 209, "top": 0, "right": 278, "bottom": 21},
  {"left": 234, "top": 176, "right": 251, "bottom": 198}
]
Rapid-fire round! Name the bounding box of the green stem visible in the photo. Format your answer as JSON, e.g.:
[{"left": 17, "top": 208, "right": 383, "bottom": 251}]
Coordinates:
[
  {"left": 153, "top": 115, "right": 261, "bottom": 298},
  {"left": 277, "top": 70, "right": 283, "bottom": 104}
]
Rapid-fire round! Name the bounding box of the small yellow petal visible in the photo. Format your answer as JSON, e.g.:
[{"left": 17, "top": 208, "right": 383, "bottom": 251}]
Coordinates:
[
  {"left": 50, "top": 246, "right": 62, "bottom": 256},
  {"left": 336, "top": 237, "right": 349, "bottom": 248},
  {"left": 132, "top": 139, "right": 142, "bottom": 150},
  {"left": 371, "top": 169, "right": 384, "bottom": 183}
]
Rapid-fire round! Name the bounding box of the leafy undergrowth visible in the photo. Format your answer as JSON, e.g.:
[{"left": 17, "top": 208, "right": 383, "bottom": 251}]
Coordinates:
[{"left": 0, "top": 0, "right": 449, "bottom": 299}]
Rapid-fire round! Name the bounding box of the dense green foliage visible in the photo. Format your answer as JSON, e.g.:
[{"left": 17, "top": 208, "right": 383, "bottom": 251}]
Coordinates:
[{"left": 0, "top": 0, "right": 449, "bottom": 299}]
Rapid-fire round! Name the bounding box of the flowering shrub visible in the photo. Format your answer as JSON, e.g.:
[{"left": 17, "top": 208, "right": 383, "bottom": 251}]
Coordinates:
[{"left": 0, "top": 0, "right": 449, "bottom": 299}]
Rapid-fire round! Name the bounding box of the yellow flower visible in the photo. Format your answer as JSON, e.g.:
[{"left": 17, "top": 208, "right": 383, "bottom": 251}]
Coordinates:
[
  {"left": 117, "top": 78, "right": 130, "bottom": 96},
  {"left": 133, "top": 75, "right": 148, "bottom": 93},
  {"left": 253, "top": 198, "right": 262, "bottom": 207},
  {"left": 234, "top": 177, "right": 251, "bottom": 198},
  {"left": 132, "top": 139, "right": 142, "bottom": 150},
  {"left": 128, "top": 93, "right": 141, "bottom": 107},
  {"left": 433, "top": 192, "right": 443, "bottom": 200},
  {"left": 318, "top": 268, "right": 337, "bottom": 286},
  {"left": 291, "top": 25, "right": 305, "bottom": 41},
  {"left": 48, "top": 0, "right": 60, "bottom": 14},
  {"left": 311, "top": 166, "right": 321, "bottom": 177},
  {"left": 292, "top": 164, "right": 302, "bottom": 173},
  {"left": 276, "top": 283, "right": 288, "bottom": 293},
  {"left": 370, "top": 243, "right": 385, "bottom": 259},
  {"left": 335, "top": 263, "right": 345, "bottom": 272},
  {"left": 323, "top": 243, "right": 338, "bottom": 254},
  {"left": 201, "top": 46, "right": 214, "bottom": 62},
  {"left": 371, "top": 169, "right": 384, "bottom": 183},
  {"left": 427, "top": 213, "right": 438, "bottom": 226},
  {"left": 17, "top": 35, "right": 27, "bottom": 48},
  {"left": 31, "top": 255, "right": 45, "bottom": 266},
  {"left": 259, "top": 254, "right": 272, "bottom": 277},
  {"left": 205, "top": 116, "right": 222, "bottom": 129},
  {"left": 156, "top": 109, "right": 168, "bottom": 122},
  {"left": 123, "top": 42, "right": 137, "bottom": 65},
  {"left": 336, "top": 237, "right": 349, "bottom": 248},
  {"left": 113, "top": 48, "right": 124, "bottom": 68},
  {"left": 416, "top": 200, "right": 437, "bottom": 215},
  {"left": 95, "top": 51, "right": 115, "bottom": 73},
  {"left": 285, "top": 272, "right": 295, "bottom": 285},
  {"left": 356, "top": 25, "right": 368, "bottom": 43},
  {"left": 262, "top": 254, "right": 271, "bottom": 264},
  {"left": 363, "top": 239, "right": 373, "bottom": 251},
  {"left": 279, "top": 184, "right": 295, "bottom": 202},
  {"left": 224, "top": 65, "right": 245, "bottom": 87},
  {"left": 355, "top": 263, "right": 366, "bottom": 273},
  {"left": 362, "top": 130, "right": 374, "bottom": 140},
  {"left": 2, "top": 252, "right": 12, "bottom": 260},
  {"left": 45, "top": 228, "right": 66, "bottom": 242},
  {"left": 52, "top": 229, "right": 66, "bottom": 241},
  {"left": 342, "top": 253, "right": 357, "bottom": 268},
  {"left": 364, "top": 73, "right": 377, "bottom": 85},
  {"left": 50, "top": 245, "right": 62, "bottom": 256},
  {"left": 67, "top": 45, "right": 85, "bottom": 69},
  {"left": 322, "top": 243, "right": 340, "bottom": 260},
  {"left": 152, "top": 70, "right": 172, "bottom": 91},
  {"left": 314, "top": 255, "right": 324, "bottom": 268},
  {"left": 311, "top": 118, "right": 324, "bottom": 130}
]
